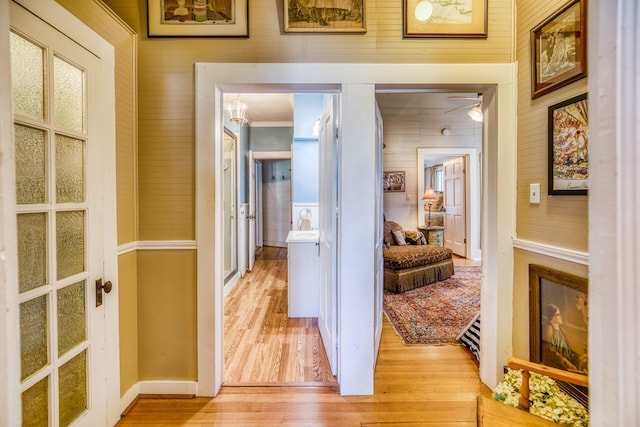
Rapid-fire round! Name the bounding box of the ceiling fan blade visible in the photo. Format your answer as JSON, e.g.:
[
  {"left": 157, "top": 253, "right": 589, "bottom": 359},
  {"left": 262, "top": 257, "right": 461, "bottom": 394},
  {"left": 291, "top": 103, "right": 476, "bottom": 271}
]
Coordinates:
[
  {"left": 448, "top": 96, "right": 480, "bottom": 101},
  {"left": 445, "top": 104, "right": 476, "bottom": 113}
]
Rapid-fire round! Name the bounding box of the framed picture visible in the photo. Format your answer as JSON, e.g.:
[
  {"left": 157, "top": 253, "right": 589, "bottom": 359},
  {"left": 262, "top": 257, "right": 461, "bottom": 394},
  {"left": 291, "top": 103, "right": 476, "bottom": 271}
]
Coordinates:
[
  {"left": 403, "top": 0, "right": 488, "bottom": 38},
  {"left": 548, "top": 93, "right": 589, "bottom": 195},
  {"left": 284, "top": 0, "right": 366, "bottom": 33},
  {"left": 147, "top": 0, "right": 249, "bottom": 37},
  {"left": 529, "top": 264, "right": 588, "bottom": 402},
  {"left": 383, "top": 171, "right": 405, "bottom": 193},
  {"left": 531, "top": 0, "right": 587, "bottom": 99}
]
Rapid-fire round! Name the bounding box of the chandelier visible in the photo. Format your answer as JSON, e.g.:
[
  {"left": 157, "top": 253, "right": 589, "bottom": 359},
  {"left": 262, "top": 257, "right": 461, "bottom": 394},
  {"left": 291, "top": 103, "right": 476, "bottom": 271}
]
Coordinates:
[{"left": 228, "top": 94, "right": 248, "bottom": 125}]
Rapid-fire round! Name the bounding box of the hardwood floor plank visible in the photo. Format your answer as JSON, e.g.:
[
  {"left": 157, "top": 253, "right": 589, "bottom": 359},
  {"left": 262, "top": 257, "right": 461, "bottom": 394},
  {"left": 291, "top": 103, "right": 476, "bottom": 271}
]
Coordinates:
[{"left": 118, "top": 250, "right": 492, "bottom": 425}]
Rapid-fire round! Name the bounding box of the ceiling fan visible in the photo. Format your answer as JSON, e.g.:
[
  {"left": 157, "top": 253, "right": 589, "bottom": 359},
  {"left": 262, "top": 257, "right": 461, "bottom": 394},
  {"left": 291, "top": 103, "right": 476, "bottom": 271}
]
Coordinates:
[{"left": 446, "top": 94, "right": 483, "bottom": 122}]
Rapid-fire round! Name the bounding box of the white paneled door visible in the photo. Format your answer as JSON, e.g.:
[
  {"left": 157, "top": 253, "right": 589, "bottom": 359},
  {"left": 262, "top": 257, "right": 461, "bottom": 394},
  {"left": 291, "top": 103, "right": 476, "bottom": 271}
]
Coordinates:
[
  {"left": 11, "top": 0, "right": 118, "bottom": 426},
  {"left": 318, "top": 96, "right": 338, "bottom": 375},
  {"left": 443, "top": 156, "right": 466, "bottom": 257}
]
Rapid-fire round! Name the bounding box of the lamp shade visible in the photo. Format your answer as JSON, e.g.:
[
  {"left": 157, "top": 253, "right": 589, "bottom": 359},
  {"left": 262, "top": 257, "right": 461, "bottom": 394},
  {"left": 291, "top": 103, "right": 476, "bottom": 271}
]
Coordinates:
[
  {"left": 422, "top": 188, "right": 438, "bottom": 201},
  {"left": 467, "top": 105, "right": 483, "bottom": 122}
]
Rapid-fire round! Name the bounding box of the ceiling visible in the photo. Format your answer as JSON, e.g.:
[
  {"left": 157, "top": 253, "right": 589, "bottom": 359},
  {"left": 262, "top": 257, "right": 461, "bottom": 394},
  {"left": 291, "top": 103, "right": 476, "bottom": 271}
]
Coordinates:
[{"left": 225, "top": 91, "right": 482, "bottom": 125}]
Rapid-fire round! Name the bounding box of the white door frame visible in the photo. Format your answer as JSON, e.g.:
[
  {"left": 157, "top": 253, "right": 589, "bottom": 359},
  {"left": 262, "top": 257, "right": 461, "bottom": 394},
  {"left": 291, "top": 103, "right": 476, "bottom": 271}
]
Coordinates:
[
  {"left": 195, "top": 63, "right": 516, "bottom": 396},
  {"left": 0, "top": 2, "right": 20, "bottom": 425}
]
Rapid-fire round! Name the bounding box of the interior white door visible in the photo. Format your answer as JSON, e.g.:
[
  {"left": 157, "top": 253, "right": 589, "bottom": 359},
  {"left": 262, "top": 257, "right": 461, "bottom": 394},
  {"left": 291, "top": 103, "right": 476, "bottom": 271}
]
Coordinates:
[
  {"left": 374, "top": 104, "right": 384, "bottom": 358},
  {"left": 443, "top": 157, "right": 467, "bottom": 256},
  {"left": 10, "top": 1, "right": 118, "bottom": 426},
  {"left": 248, "top": 151, "right": 256, "bottom": 271},
  {"left": 318, "top": 96, "right": 338, "bottom": 374}
]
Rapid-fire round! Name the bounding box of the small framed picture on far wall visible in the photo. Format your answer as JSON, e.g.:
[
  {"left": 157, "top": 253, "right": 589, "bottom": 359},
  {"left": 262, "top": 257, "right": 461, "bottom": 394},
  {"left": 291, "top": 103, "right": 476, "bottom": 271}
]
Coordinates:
[{"left": 383, "top": 171, "right": 405, "bottom": 193}]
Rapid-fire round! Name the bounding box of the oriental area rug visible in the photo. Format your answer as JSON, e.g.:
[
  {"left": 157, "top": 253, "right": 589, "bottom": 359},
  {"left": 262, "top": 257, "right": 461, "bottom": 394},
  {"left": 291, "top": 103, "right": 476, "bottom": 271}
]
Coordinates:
[{"left": 383, "top": 265, "right": 481, "bottom": 345}]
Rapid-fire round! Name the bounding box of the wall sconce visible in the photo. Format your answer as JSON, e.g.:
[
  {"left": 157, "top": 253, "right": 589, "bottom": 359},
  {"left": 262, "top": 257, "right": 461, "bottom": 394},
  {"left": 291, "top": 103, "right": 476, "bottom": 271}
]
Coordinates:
[{"left": 415, "top": 0, "right": 434, "bottom": 21}]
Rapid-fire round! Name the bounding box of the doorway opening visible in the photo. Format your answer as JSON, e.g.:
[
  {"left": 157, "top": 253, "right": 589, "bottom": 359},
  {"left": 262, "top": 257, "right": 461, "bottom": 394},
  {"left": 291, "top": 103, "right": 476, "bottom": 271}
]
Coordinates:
[
  {"left": 196, "top": 63, "right": 516, "bottom": 397},
  {"left": 221, "top": 91, "right": 339, "bottom": 387}
]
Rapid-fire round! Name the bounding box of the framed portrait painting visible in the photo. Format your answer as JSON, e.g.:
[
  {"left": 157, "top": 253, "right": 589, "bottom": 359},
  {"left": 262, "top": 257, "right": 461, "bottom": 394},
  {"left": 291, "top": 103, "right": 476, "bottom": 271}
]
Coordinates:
[
  {"left": 284, "top": 0, "right": 366, "bottom": 33},
  {"left": 548, "top": 93, "right": 589, "bottom": 195},
  {"left": 531, "top": 0, "right": 587, "bottom": 99},
  {"left": 147, "top": 0, "right": 249, "bottom": 37},
  {"left": 403, "top": 0, "right": 488, "bottom": 38},
  {"left": 383, "top": 171, "right": 405, "bottom": 193},
  {"left": 529, "top": 264, "right": 588, "bottom": 402}
]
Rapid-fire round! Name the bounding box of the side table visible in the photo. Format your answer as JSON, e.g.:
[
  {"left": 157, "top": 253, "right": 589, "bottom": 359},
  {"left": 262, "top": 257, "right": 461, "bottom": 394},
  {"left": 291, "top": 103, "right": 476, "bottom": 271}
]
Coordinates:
[{"left": 418, "top": 226, "right": 445, "bottom": 246}]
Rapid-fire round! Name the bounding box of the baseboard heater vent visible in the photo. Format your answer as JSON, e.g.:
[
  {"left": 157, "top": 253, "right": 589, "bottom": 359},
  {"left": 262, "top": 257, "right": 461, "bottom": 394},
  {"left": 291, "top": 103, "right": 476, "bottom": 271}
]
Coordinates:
[{"left": 457, "top": 312, "right": 480, "bottom": 362}]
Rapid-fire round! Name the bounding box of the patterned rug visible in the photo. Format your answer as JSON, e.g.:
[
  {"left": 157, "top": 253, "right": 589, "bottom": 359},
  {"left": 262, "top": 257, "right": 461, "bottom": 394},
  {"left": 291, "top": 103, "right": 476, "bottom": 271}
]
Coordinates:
[{"left": 383, "top": 265, "right": 481, "bottom": 345}]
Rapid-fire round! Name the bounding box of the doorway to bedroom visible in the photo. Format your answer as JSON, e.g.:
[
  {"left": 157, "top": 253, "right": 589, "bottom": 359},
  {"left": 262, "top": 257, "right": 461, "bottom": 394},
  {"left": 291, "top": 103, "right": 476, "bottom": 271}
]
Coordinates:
[{"left": 377, "top": 90, "right": 482, "bottom": 354}]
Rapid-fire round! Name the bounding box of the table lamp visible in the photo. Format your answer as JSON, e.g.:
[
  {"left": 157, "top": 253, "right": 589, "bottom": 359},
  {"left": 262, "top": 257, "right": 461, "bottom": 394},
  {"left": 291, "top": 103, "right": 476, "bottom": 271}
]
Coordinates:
[{"left": 422, "top": 188, "right": 438, "bottom": 227}]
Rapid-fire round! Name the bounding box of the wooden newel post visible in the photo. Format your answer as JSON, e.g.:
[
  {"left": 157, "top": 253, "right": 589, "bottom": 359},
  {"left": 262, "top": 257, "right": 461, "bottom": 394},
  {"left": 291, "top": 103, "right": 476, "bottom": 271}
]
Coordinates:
[{"left": 519, "top": 369, "right": 531, "bottom": 411}]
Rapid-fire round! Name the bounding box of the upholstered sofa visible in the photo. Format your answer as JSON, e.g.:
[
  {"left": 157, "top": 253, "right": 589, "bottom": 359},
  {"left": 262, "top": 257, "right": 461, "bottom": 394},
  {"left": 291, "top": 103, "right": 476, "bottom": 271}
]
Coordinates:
[{"left": 383, "top": 221, "right": 454, "bottom": 293}]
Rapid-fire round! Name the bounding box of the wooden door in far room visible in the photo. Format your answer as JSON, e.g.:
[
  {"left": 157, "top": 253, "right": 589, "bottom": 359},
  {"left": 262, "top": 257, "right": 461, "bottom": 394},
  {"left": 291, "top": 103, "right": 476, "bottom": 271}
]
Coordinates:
[{"left": 444, "top": 157, "right": 466, "bottom": 256}]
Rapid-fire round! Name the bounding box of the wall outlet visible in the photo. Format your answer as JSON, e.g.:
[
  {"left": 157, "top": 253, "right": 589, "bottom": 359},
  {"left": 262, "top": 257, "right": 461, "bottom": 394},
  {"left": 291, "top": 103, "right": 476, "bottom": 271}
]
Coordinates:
[
  {"left": 530, "top": 183, "right": 541, "bottom": 204},
  {"left": 406, "top": 193, "right": 412, "bottom": 201}
]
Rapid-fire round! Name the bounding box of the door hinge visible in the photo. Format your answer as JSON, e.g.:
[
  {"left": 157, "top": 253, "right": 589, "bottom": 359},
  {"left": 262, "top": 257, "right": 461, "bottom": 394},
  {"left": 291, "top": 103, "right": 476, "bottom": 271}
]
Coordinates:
[{"left": 335, "top": 127, "right": 339, "bottom": 139}]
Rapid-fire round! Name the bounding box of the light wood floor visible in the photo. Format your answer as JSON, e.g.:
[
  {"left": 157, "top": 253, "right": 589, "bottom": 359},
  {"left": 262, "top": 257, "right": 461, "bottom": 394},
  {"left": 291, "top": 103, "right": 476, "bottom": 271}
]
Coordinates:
[
  {"left": 117, "top": 248, "right": 490, "bottom": 425},
  {"left": 224, "top": 246, "right": 336, "bottom": 385}
]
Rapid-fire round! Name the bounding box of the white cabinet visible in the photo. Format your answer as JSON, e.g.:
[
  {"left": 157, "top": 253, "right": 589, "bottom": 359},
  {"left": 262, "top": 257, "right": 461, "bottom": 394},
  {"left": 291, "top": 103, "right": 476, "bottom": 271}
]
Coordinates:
[{"left": 286, "top": 231, "right": 320, "bottom": 318}]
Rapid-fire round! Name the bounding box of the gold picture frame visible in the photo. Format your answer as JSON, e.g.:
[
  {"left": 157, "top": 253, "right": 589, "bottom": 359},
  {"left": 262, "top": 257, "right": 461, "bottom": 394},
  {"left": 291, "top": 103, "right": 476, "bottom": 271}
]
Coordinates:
[
  {"left": 531, "top": 0, "right": 587, "bottom": 99},
  {"left": 548, "top": 93, "right": 589, "bottom": 195},
  {"left": 403, "top": 0, "right": 488, "bottom": 38},
  {"left": 529, "top": 264, "right": 589, "bottom": 404},
  {"left": 284, "top": 0, "right": 366, "bottom": 33},
  {"left": 147, "top": 0, "right": 249, "bottom": 38}
]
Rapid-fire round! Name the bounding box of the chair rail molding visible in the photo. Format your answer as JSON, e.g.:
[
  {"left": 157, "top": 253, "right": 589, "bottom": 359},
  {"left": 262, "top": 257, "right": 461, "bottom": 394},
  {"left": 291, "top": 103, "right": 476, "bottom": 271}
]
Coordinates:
[{"left": 512, "top": 238, "right": 589, "bottom": 265}]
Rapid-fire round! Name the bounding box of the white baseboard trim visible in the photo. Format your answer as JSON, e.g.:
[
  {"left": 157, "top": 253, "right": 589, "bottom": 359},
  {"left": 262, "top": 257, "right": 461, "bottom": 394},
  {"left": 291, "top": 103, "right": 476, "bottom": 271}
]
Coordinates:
[
  {"left": 138, "top": 380, "right": 198, "bottom": 395},
  {"left": 120, "top": 383, "right": 140, "bottom": 414},
  {"left": 513, "top": 238, "right": 589, "bottom": 265}
]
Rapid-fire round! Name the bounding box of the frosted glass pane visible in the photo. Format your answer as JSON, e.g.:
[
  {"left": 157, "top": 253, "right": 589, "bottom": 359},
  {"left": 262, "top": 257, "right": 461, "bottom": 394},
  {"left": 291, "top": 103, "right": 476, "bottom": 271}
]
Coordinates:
[
  {"left": 15, "top": 125, "right": 46, "bottom": 205},
  {"left": 56, "top": 211, "right": 85, "bottom": 280},
  {"left": 57, "top": 281, "right": 86, "bottom": 356},
  {"left": 22, "top": 376, "right": 49, "bottom": 427},
  {"left": 54, "top": 56, "right": 84, "bottom": 132},
  {"left": 56, "top": 134, "right": 85, "bottom": 203},
  {"left": 10, "top": 32, "right": 44, "bottom": 121},
  {"left": 59, "top": 350, "right": 87, "bottom": 427},
  {"left": 17, "top": 213, "right": 47, "bottom": 293},
  {"left": 20, "top": 296, "right": 48, "bottom": 381}
]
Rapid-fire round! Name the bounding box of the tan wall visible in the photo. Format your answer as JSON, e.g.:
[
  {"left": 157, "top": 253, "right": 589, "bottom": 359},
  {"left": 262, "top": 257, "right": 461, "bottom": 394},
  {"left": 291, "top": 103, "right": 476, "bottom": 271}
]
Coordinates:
[
  {"left": 137, "top": 250, "right": 197, "bottom": 381},
  {"left": 377, "top": 92, "right": 482, "bottom": 228},
  {"left": 513, "top": 0, "right": 589, "bottom": 358},
  {"left": 117, "top": 251, "right": 138, "bottom": 394},
  {"left": 56, "top": 0, "right": 139, "bottom": 395}
]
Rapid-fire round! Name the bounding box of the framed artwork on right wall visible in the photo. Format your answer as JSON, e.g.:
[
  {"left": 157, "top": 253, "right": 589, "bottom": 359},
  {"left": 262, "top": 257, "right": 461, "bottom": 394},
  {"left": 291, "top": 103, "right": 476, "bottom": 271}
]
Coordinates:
[
  {"left": 548, "top": 93, "right": 589, "bottom": 195},
  {"left": 531, "top": 0, "right": 587, "bottom": 99}
]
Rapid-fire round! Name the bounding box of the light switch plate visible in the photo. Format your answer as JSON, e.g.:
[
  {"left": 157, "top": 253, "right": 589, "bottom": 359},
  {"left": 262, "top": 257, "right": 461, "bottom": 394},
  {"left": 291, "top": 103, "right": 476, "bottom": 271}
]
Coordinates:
[{"left": 530, "top": 183, "right": 541, "bottom": 204}]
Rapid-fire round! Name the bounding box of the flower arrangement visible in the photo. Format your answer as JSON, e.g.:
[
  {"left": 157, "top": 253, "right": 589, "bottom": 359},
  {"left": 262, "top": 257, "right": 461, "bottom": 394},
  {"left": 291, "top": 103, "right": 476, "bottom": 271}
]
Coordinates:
[{"left": 493, "top": 368, "right": 590, "bottom": 426}]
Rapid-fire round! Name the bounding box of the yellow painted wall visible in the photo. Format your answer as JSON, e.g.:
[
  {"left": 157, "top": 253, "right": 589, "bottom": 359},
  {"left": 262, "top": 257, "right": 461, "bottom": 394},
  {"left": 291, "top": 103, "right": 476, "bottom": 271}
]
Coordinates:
[
  {"left": 56, "top": 0, "right": 139, "bottom": 395},
  {"left": 137, "top": 250, "right": 197, "bottom": 381},
  {"left": 513, "top": 0, "right": 589, "bottom": 359},
  {"left": 117, "top": 251, "right": 138, "bottom": 394}
]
